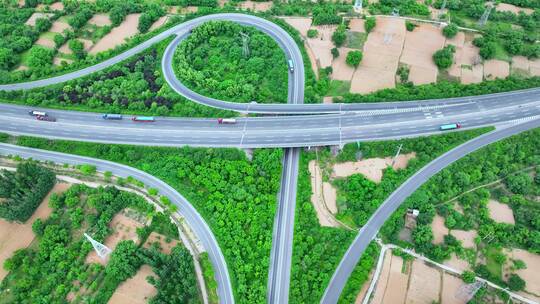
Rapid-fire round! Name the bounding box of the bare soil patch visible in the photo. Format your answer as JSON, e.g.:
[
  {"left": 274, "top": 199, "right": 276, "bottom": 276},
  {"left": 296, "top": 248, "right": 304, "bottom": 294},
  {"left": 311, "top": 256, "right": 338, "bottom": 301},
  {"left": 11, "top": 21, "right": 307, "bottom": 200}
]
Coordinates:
[
  {"left": 445, "top": 253, "right": 471, "bottom": 272},
  {"left": 282, "top": 17, "right": 312, "bottom": 37},
  {"left": 450, "top": 229, "right": 477, "bottom": 248},
  {"left": 506, "top": 249, "right": 540, "bottom": 296},
  {"left": 308, "top": 160, "right": 341, "bottom": 227},
  {"left": 487, "top": 199, "right": 515, "bottom": 224},
  {"left": 90, "top": 14, "right": 140, "bottom": 55},
  {"left": 441, "top": 272, "right": 468, "bottom": 304},
  {"left": 332, "top": 153, "right": 416, "bottom": 183},
  {"left": 36, "top": 2, "right": 64, "bottom": 11},
  {"left": 88, "top": 14, "right": 112, "bottom": 26},
  {"left": 108, "top": 265, "right": 157, "bottom": 304},
  {"left": 53, "top": 57, "right": 73, "bottom": 66},
  {"left": 149, "top": 15, "right": 169, "bottom": 32},
  {"left": 323, "top": 96, "right": 333, "bottom": 103},
  {"left": 332, "top": 47, "right": 356, "bottom": 81},
  {"left": 431, "top": 214, "right": 448, "bottom": 244},
  {"left": 483, "top": 59, "right": 510, "bottom": 80},
  {"left": 306, "top": 25, "right": 336, "bottom": 68},
  {"left": 49, "top": 20, "right": 71, "bottom": 33},
  {"left": 59, "top": 39, "right": 93, "bottom": 54},
  {"left": 512, "top": 55, "right": 530, "bottom": 74},
  {"left": 238, "top": 1, "right": 273, "bottom": 12},
  {"left": 496, "top": 3, "right": 534, "bottom": 14},
  {"left": 25, "top": 12, "right": 54, "bottom": 26},
  {"left": 370, "top": 250, "right": 393, "bottom": 304},
  {"left": 461, "top": 65, "right": 483, "bottom": 84},
  {"left": 348, "top": 18, "right": 366, "bottom": 33},
  {"left": 351, "top": 17, "right": 405, "bottom": 93},
  {"left": 0, "top": 182, "right": 70, "bottom": 281},
  {"left": 143, "top": 232, "right": 180, "bottom": 255},
  {"left": 406, "top": 259, "right": 441, "bottom": 304},
  {"left": 305, "top": 41, "right": 319, "bottom": 78},
  {"left": 381, "top": 255, "right": 409, "bottom": 304},
  {"left": 530, "top": 59, "right": 540, "bottom": 76},
  {"left": 86, "top": 209, "right": 146, "bottom": 265},
  {"left": 180, "top": 6, "right": 198, "bottom": 14},
  {"left": 35, "top": 36, "right": 56, "bottom": 48},
  {"left": 400, "top": 23, "right": 445, "bottom": 85}
]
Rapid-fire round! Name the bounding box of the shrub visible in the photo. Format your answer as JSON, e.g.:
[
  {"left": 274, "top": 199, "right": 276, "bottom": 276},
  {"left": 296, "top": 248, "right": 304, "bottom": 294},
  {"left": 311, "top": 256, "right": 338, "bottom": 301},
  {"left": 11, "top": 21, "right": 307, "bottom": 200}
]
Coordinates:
[
  {"left": 332, "top": 24, "right": 347, "bottom": 47},
  {"left": 53, "top": 34, "right": 65, "bottom": 49},
  {"left": 406, "top": 21, "right": 417, "bottom": 31},
  {"left": 35, "top": 17, "right": 52, "bottom": 33},
  {"left": 364, "top": 17, "right": 376, "bottom": 33},
  {"left": 346, "top": 50, "right": 363, "bottom": 67},
  {"left": 442, "top": 24, "right": 458, "bottom": 38},
  {"left": 462, "top": 270, "right": 476, "bottom": 284},
  {"left": 307, "top": 29, "right": 318, "bottom": 38},
  {"left": 27, "top": 46, "right": 54, "bottom": 69},
  {"left": 508, "top": 274, "right": 526, "bottom": 291},
  {"left": 68, "top": 39, "right": 86, "bottom": 60},
  {"left": 331, "top": 47, "right": 340, "bottom": 58},
  {"left": 79, "top": 164, "right": 97, "bottom": 175},
  {"left": 433, "top": 45, "right": 455, "bottom": 69}
]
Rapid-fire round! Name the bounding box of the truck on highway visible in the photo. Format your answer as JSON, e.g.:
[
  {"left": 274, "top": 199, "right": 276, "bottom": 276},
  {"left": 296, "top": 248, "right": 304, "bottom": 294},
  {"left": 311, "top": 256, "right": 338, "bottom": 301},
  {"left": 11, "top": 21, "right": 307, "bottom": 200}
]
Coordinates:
[
  {"left": 288, "top": 59, "right": 294, "bottom": 73},
  {"left": 218, "top": 118, "right": 237, "bottom": 124},
  {"left": 440, "top": 123, "right": 461, "bottom": 131},
  {"left": 132, "top": 116, "right": 155, "bottom": 122},
  {"left": 36, "top": 115, "right": 56, "bottom": 122},
  {"left": 28, "top": 110, "right": 47, "bottom": 116},
  {"left": 102, "top": 113, "right": 123, "bottom": 120}
]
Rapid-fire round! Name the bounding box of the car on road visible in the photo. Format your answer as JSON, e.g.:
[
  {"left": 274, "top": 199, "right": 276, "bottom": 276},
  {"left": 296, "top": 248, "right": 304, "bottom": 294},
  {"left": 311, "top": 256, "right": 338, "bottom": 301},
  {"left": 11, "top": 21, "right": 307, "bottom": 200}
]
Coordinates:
[
  {"left": 28, "top": 110, "right": 47, "bottom": 116},
  {"left": 440, "top": 123, "right": 461, "bottom": 131},
  {"left": 36, "top": 115, "right": 56, "bottom": 122},
  {"left": 287, "top": 59, "right": 294, "bottom": 73},
  {"left": 132, "top": 116, "right": 155, "bottom": 122},
  {"left": 218, "top": 118, "right": 237, "bottom": 124},
  {"left": 102, "top": 114, "right": 123, "bottom": 120}
]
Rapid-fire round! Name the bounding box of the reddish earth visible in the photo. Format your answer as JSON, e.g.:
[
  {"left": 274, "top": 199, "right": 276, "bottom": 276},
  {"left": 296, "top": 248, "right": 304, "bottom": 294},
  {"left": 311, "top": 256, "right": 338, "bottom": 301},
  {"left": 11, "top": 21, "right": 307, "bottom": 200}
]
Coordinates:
[
  {"left": 108, "top": 265, "right": 157, "bottom": 304},
  {"left": 90, "top": 14, "right": 141, "bottom": 55},
  {"left": 0, "top": 182, "right": 70, "bottom": 281},
  {"left": 332, "top": 153, "right": 416, "bottom": 183},
  {"left": 406, "top": 259, "right": 441, "bottom": 303},
  {"left": 143, "top": 232, "right": 180, "bottom": 255},
  {"left": 483, "top": 59, "right": 510, "bottom": 80},
  {"left": 487, "top": 199, "right": 515, "bottom": 224},
  {"left": 88, "top": 14, "right": 112, "bottom": 26},
  {"left": 431, "top": 214, "right": 449, "bottom": 244}
]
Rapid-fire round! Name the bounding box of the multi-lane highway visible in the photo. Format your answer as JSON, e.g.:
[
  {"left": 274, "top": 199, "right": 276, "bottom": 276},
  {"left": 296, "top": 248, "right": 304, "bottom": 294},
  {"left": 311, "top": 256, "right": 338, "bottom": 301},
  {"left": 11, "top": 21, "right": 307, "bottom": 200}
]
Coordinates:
[
  {"left": 0, "top": 143, "right": 235, "bottom": 304},
  {"left": 321, "top": 118, "right": 540, "bottom": 304},
  {"left": 1, "top": 11, "right": 539, "bottom": 304}
]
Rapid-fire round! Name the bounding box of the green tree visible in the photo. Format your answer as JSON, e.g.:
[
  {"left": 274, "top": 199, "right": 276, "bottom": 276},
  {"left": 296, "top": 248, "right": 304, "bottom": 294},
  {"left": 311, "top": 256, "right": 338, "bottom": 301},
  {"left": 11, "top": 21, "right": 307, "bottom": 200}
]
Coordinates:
[
  {"left": 479, "top": 42, "right": 496, "bottom": 60},
  {"left": 53, "top": 34, "right": 65, "bottom": 49},
  {"left": 462, "top": 271, "right": 476, "bottom": 284},
  {"left": 307, "top": 29, "right": 318, "bottom": 38},
  {"left": 35, "top": 18, "right": 52, "bottom": 33},
  {"left": 68, "top": 39, "right": 86, "bottom": 60},
  {"left": 508, "top": 274, "right": 526, "bottom": 291},
  {"left": 442, "top": 24, "right": 458, "bottom": 38},
  {"left": 406, "top": 21, "right": 417, "bottom": 31},
  {"left": 332, "top": 24, "right": 347, "bottom": 47},
  {"left": 27, "top": 46, "right": 54, "bottom": 69},
  {"left": 0, "top": 47, "right": 17, "bottom": 70},
  {"left": 506, "top": 172, "right": 533, "bottom": 195},
  {"left": 433, "top": 45, "right": 455, "bottom": 69},
  {"left": 364, "top": 17, "right": 376, "bottom": 33},
  {"left": 346, "top": 50, "right": 363, "bottom": 67},
  {"left": 331, "top": 47, "right": 340, "bottom": 58}
]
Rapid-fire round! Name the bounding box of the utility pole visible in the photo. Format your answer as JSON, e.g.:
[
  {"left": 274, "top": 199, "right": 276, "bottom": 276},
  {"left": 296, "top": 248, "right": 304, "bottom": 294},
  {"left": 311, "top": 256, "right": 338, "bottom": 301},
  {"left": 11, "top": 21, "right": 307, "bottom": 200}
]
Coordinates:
[
  {"left": 478, "top": 4, "right": 492, "bottom": 26},
  {"left": 84, "top": 233, "right": 112, "bottom": 260},
  {"left": 240, "top": 32, "right": 250, "bottom": 58},
  {"left": 391, "top": 144, "right": 403, "bottom": 167}
]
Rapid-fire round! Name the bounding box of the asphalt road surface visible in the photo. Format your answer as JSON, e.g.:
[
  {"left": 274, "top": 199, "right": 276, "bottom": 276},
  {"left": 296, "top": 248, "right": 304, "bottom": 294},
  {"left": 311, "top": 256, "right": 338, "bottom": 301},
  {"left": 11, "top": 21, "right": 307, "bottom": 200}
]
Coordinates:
[
  {"left": 320, "top": 118, "right": 540, "bottom": 304},
  {"left": 0, "top": 144, "right": 235, "bottom": 304}
]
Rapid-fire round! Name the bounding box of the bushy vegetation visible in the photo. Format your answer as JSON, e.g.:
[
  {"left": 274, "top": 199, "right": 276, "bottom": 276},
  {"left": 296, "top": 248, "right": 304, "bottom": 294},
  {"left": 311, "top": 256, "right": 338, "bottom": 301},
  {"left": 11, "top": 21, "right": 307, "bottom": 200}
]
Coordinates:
[
  {"left": 290, "top": 152, "right": 379, "bottom": 303},
  {"left": 332, "top": 24, "right": 347, "bottom": 47},
  {"left": 332, "top": 128, "right": 489, "bottom": 227},
  {"left": 0, "top": 161, "right": 55, "bottom": 222},
  {"left": 364, "top": 16, "right": 376, "bottom": 33},
  {"left": 15, "top": 137, "right": 283, "bottom": 303},
  {"left": 346, "top": 50, "right": 363, "bottom": 67},
  {"left": 0, "top": 42, "right": 234, "bottom": 118},
  {"left": 442, "top": 23, "right": 458, "bottom": 38},
  {"left": 381, "top": 127, "right": 540, "bottom": 263},
  {"left": 173, "top": 21, "right": 288, "bottom": 103},
  {"left": 433, "top": 45, "right": 456, "bottom": 69},
  {"left": 369, "top": 0, "right": 431, "bottom": 16},
  {"left": 0, "top": 8, "right": 38, "bottom": 71},
  {"left": 0, "top": 184, "right": 201, "bottom": 303}
]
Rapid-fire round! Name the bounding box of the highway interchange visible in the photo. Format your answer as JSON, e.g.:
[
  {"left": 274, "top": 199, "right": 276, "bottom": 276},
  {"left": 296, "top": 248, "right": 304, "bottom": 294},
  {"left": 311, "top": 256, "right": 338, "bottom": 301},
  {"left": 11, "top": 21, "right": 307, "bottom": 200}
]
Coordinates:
[{"left": 0, "top": 13, "right": 539, "bottom": 304}]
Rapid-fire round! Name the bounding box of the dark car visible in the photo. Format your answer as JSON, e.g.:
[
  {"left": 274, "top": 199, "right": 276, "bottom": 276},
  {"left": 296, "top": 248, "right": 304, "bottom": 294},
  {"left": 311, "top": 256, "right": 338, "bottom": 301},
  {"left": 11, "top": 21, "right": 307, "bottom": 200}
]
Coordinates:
[{"left": 36, "top": 115, "right": 56, "bottom": 122}]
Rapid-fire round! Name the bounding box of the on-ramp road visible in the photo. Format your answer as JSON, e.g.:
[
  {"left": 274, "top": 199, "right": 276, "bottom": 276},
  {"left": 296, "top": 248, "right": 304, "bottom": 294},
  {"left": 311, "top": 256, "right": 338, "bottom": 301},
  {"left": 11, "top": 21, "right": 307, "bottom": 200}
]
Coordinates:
[
  {"left": 0, "top": 144, "right": 235, "bottom": 304},
  {"left": 320, "top": 118, "right": 540, "bottom": 304}
]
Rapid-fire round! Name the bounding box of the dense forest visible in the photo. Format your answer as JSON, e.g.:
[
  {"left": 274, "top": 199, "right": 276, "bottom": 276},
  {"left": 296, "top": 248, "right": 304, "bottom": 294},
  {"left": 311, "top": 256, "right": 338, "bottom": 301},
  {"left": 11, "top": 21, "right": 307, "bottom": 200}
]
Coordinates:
[
  {"left": 173, "top": 21, "right": 289, "bottom": 104},
  {"left": 0, "top": 184, "right": 201, "bottom": 303},
  {"left": 0, "top": 161, "right": 55, "bottom": 222},
  {"left": 15, "top": 136, "right": 283, "bottom": 303}
]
